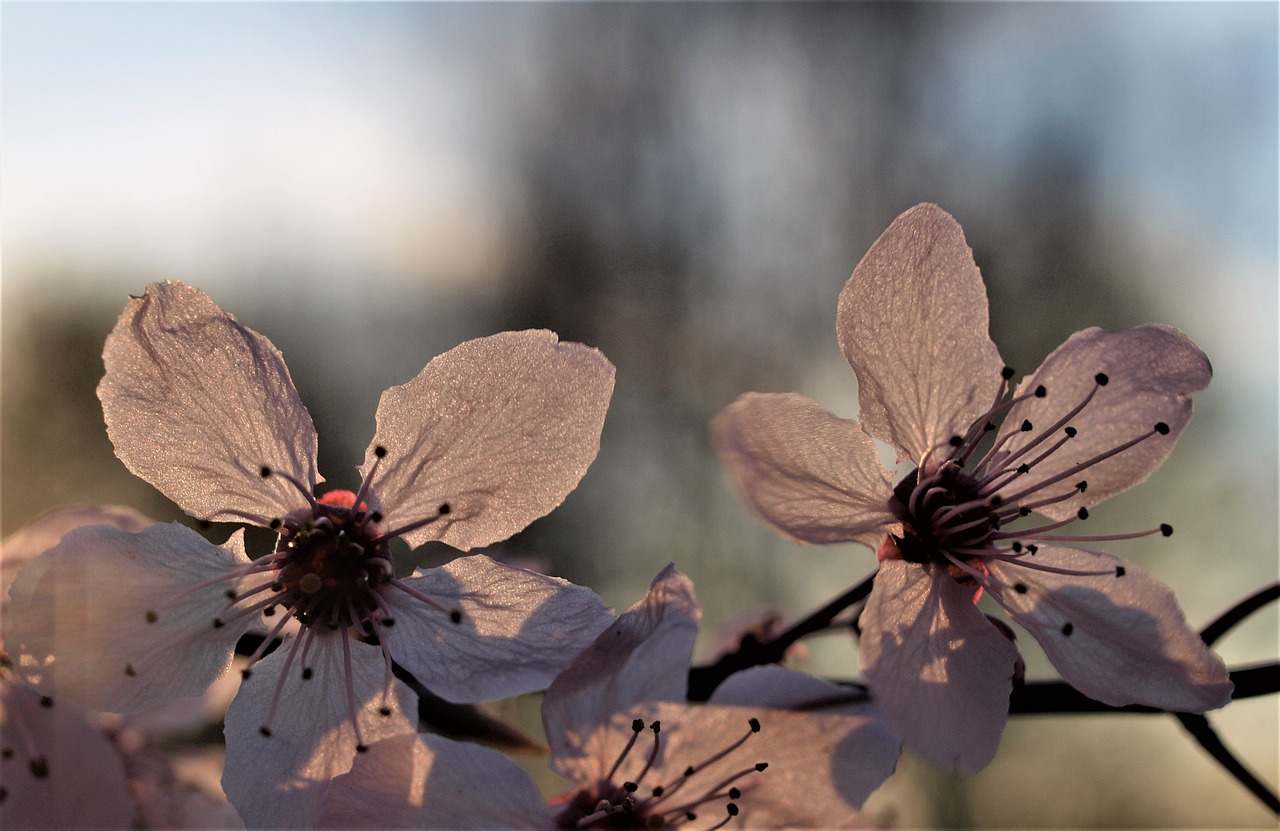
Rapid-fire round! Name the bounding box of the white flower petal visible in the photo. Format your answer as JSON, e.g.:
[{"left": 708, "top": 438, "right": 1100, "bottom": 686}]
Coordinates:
[
  {"left": 994, "top": 324, "right": 1212, "bottom": 520},
  {"left": 1, "top": 504, "right": 153, "bottom": 605},
  {"left": 315, "top": 733, "right": 552, "bottom": 829},
  {"left": 381, "top": 554, "right": 614, "bottom": 704},
  {"left": 708, "top": 665, "right": 901, "bottom": 813},
  {"left": 860, "top": 559, "right": 1018, "bottom": 773},
  {"left": 712, "top": 393, "right": 898, "bottom": 547},
  {"left": 6, "top": 523, "right": 253, "bottom": 713},
  {"left": 837, "top": 204, "right": 1005, "bottom": 470},
  {"left": 221, "top": 634, "right": 417, "bottom": 829},
  {"left": 0, "top": 680, "right": 135, "bottom": 829},
  {"left": 359, "top": 330, "right": 614, "bottom": 549},
  {"left": 99, "top": 281, "right": 319, "bottom": 524},
  {"left": 543, "top": 565, "right": 699, "bottom": 784},
  {"left": 986, "top": 547, "right": 1232, "bottom": 711}
]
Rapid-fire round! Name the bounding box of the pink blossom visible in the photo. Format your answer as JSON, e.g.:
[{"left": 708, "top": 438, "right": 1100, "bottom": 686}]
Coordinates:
[
  {"left": 6, "top": 281, "right": 617, "bottom": 825},
  {"left": 316, "top": 566, "right": 901, "bottom": 828},
  {"left": 713, "top": 204, "right": 1232, "bottom": 773}
]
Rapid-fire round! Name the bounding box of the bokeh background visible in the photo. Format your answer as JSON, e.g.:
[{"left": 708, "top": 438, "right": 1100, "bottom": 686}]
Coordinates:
[{"left": 3, "top": 3, "right": 1276, "bottom": 827}]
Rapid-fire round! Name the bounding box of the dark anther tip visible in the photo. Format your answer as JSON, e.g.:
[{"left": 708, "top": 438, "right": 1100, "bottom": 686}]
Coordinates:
[
  {"left": 212, "top": 618, "right": 225, "bottom": 629},
  {"left": 727, "top": 804, "right": 740, "bottom": 817},
  {"left": 38, "top": 696, "right": 53, "bottom": 709},
  {"left": 1017, "top": 463, "right": 1031, "bottom": 475},
  {"left": 379, "top": 707, "right": 392, "bottom": 717},
  {"left": 623, "top": 782, "right": 639, "bottom": 793},
  {"left": 301, "top": 668, "right": 314, "bottom": 680},
  {"left": 1115, "top": 566, "right": 1127, "bottom": 577},
  {"left": 1020, "top": 419, "right": 1033, "bottom": 432},
  {"left": 449, "top": 609, "right": 463, "bottom": 624},
  {"left": 683, "top": 766, "right": 696, "bottom": 777},
  {"left": 241, "top": 669, "right": 253, "bottom": 680},
  {"left": 1095, "top": 373, "right": 1109, "bottom": 386},
  {"left": 370, "top": 511, "right": 384, "bottom": 523},
  {"left": 1002, "top": 366, "right": 1015, "bottom": 380},
  {"left": 381, "top": 617, "right": 395, "bottom": 628},
  {"left": 1034, "top": 385, "right": 1047, "bottom": 398},
  {"left": 224, "top": 589, "right": 236, "bottom": 599},
  {"left": 748, "top": 717, "right": 761, "bottom": 733},
  {"left": 30, "top": 758, "right": 49, "bottom": 780},
  {"left": 269, "top": 518, "right": 282, "bottom": 530},
  {"left": 438, "top": 502, "right": 451, "bottom": 515},
  {"left": 1154, "top": 422, "right": 1170, "bottom": 435},
  {"left": 651, "top": 720, "right": 662, "bottom": 733},
  {"left": 1075, "top": 480, "right": 1088, "bottom": 493},
  {"left": 374, "top": 445, "right": 387, "bottom": 458},
  {"left": 259, "top": 726, "right": 272, "bottom": 737},
  {"left": 631, "top": 719, "right": 645, "bottom": 732},
  {"left": 988, "top": 495, "right": 1003, "bottom": 507},
  {"left": 754, "top": 762, "right": 769, "bottom": 771},
  {"left": 124, "top": 664, "right": 137, "bottom": 677},
  {"left": 1077, "top": 507, "right": 1089, "bottom": 520},
  {"left": 1014, "top": 583, "right": 1028, "bottom": 594},
  {"left": 259, "top": 466, "right": 272, "bottom": 478},
  {"left": 1065, "top": 426, "right": 1078, "bottom": 437},
  {"left": 1160, "top": 523, "right": 1174, "bottom": 536},
  {"left": 356, "top": 744, "right": 368, "bottom": 753},
  {"left": 1061, "top": 622, "right": 1074, "bottom": 636},
  {"left": 948, "top": 435, "right": 964, "bottom": 447}
]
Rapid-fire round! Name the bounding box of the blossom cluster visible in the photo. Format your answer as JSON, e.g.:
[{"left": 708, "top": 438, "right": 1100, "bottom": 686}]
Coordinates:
[{"left": 0, "top": 204, "right": 1233, "bottom": 828}]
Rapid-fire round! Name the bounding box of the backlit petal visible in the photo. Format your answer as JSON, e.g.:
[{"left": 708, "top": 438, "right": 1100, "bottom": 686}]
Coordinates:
[
  {"left": 99, "top": 281, "right": 318, "bottom": 524},
  {"left": 994, "top": 324, "right": 1211, "bottom": 519},
  {"left": 837, "top": 204, "right": 1004, "bottom": 470},
  {"left": 712, "top": 393, "right": 897, "bottom": 547},
  {"left": 360, "top": 330, "right": 614, "bottom": 549},
  {"left": 860, "top": 559, "right": 1018, "bottom": 773},
  {"left": 315, "top": 733, "right": 552, "bottom": 829},
  {"left": 380, "top": 554, "right": 613, "bottom": 704},
  {"left": 221, "top": 634, "right": 416, "bottom": 829},
  {"left": 986, "top": 547, "right": 1232, "bottom": 711},
  {"left": 6, "top": 523, "right": 252, "bottom": 713},
  {"left": 543, "top": 565, "right": 698, "bottom": 783}
]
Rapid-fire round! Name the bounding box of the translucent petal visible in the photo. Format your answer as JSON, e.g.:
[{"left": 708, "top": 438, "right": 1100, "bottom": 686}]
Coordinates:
[
  {"left": 0, "top": 679, "right": 135, "bottom": 829},
  {"left": 98, "top": 281, "right": 319, "bottom": 523},
  {"left": 712, "top": 393, "right": 898, "bottom": 547},
  {"left": 359, "top": 330, "right": 614, "bottom": 549},
  {"left": 860, "top": 559, "right": 1018, "bottom": 773},
  {"left": 994, "top": 324, "right": 1212, "bottom": 519},
  {"left": 708, "top": 665, "right": 902, "bottom": 812},
  {"left": 6, "top": 523, "right": 253, "bottom": 713},
  {"left": 542, "top": 565, "right": 698, "bottom": 783},
  {"left": 837, "top": 204, "right": 1004, "bottom": 470},
  {"left": 1, "top": 504, "right": 153, "bottom": 606},
  {"left": 221, "top": 634, "right": 417, "bottom": 829},
  {"left": 315, "top": 733, "right": 553, "bottom": 829},
  {"left": 380, "top": 554, "right": 613, "bottom": 704},
  {"left": 986, "top": 547, "right": 1232, "bottom": 711}
]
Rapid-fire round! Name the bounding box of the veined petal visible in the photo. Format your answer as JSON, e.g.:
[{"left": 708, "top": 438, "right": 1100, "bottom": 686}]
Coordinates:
[
  {"left": 1, "top": 504, "right": 153, "bottom": 605},
  {"left": 860, "top": 559, "right": 1018, "bottom": 773},
  {"left": 837, "top": 204, "right": 1005, "bottom": 470},
  {"left": 6, "top": 523, "right": 253, "bottom": 713},
  {"left": 315, "top": 733, "right": 553, "bottom": 829},
  {"left": 543, "top": 565, "right": 699, "bottom": 784},
  {"left": 986, "top": 547, "right": 1232, "bottom": 711},
  {"left": 359, "top": 330, "right": 614, "bottom": 549},
  {"left": 380, "top": 554, "right": 613, "bottom": 704},
  {"left": 712, "top": 392, "right": 897, "bottom": 547},
  {"left": 994, "top": 325, "right": 1211, "bottom": 519},
  {"left": 0, "top": 679, "right": 135, "bottom": 829},
  {"left": 708, "top": 665, "right": 901, "bottom": 813},
  {"left": 221, "top": 634, "right": 416, "bottom": 829},
  {"left": 99, "top": 281, "right": 319, "bottom": 524}
]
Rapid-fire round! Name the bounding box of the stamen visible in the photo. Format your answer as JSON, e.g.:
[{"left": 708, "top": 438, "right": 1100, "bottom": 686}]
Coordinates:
[
  {"left": 350, "top": 446, "right": 387, "bottom": 515},
  {"left": 387, "top": 578, "right": 463, "bottom": 622},
  {"left": 258, "top": 465, "right": 319, "bottom": 510},
  {"left": 379, "top": 503, "right": 452, "bottom": 541},
  {"left": 339, "top": 631, "right": 368, "bottom": 753},
  {"left": 996, "top": 424, "right": 1169, "bottom": 507},
  {"left": 605, "top": 719, "right": 647, "bottom": 786}
]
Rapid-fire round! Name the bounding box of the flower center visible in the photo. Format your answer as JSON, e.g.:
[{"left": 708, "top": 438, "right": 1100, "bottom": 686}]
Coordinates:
[
  {"left": 557, "top": 718, "right": 768, "bottom": 830},
  {"left": 882, "top": 368, "right": 1175, "bottom": 581}
]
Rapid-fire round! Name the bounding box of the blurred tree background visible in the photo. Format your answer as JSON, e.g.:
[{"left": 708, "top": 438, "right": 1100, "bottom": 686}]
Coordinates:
[{"left": 3, "top": 3, "right": 1276, "bottom": 827}]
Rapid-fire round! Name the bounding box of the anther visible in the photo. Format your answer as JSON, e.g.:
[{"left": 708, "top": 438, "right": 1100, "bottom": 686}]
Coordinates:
[
  {"left": 1020, "top": 420, "right": 1033, "bottom": 432},
  {"left": 949, "top": 435, "right": 964, "bottom": 447},
  {"left": 269, "top": 518, "right": 282, "bottom": 530},
  {"left": 259, "top": 726, "right": 272, "bottom": 737},
  {"left": 729, "top": 787, "right": 741, "bottom": 799},
  {"left": 727, "top": 804, "right": 740, "bottom": 817},
  {"left": 632, "top": 719, "right": 645, "bottom": 733},
  {"left": 374, "top": 445, "right": 387, "bottom": 458},
  {"left": 145, "top": 610, "right": 158, "bottom": 623},
  {"left": 449, "top": 609, "right": 462, "bottom": 624},
  {"left": 1160, "top": 524, "right": 1173, "bottom": 536},
  {"left": 370, "top": 511, "right": 383, "bottom": 523},
  {"left": 1095, "top": 373, "right": 1109, "bottom": 386},
  {"left": 224, "top": 589, "right": 236, "bottom": 600},
  {"left": 1017, "top": 463, "right": 1030, "bottom": 474},
  {"left": 356, "top": 744, "right": 368, "bottom": 753},
  {"left": 124, "top": 664, "right": 137, "bottom": 677},
  {"left": 1002, "top": 367, "right": 1015, "bottom": 380},
  {"left": 1061, "top": 622, "right": 1074, "bottom": 636},
  {"left": 212, "top": 618, "right": 225, "bottom": 629},
  {"left": 260, "top": 466, "right": 272, "bottom": 478},
  {"left": 1077, "top": 507, "right": 1089, "bottom": 520},
  {"left": 1, "top": 749, "right": 12, "bottom": 759},
  {"left": 1115, "top": 566, "right": 1126, "bottom": 577},
  {"left": 1014, "top": 583, "right": 1028, "bottom": 594},
  {"left": 241, "top": 669, "right": 253, "bottom": 680},
  {"left": 439, "top": 503, "right": 451, "bottom": 515},
  {"left": 38, "top": 696, "right": 52, "bottom": 709},
  {"left": 754, "top": 762, "right": 768, "bottom": 771},
  {"left": 1034, "top": 385, "right": 1047, "bottom": 398},
  {"left": 301, "top": 668, "right": 314, "bottom": 681},
  {"left": 379, "top": 707, "right": 392, "bottom": 716},
  {"left": 1154, "top": 422, "right": 1170, "bottom": 435},
  {"left": 748, "top": 717, "right": 761, "bottom": 733},
  {"left": 1075, "top": 480, "right": 1088, "bottom": 493},
  {"left": 623, "top": 781, "right": 639, "bottom": 793},
  {"left": 30, "top": 757, "right": 49, "bottom": 779}
]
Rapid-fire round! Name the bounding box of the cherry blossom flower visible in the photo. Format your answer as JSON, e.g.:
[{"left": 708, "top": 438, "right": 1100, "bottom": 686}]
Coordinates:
[
  {"left": 712, "top": 203, "right": 1233, "bottom": 773},
  {"left": 315, "top": 566, "right": 901, "bottom": 829},
  {"left": 6, "top": 281, "right": 617, "bottom": 825}
]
